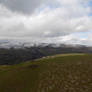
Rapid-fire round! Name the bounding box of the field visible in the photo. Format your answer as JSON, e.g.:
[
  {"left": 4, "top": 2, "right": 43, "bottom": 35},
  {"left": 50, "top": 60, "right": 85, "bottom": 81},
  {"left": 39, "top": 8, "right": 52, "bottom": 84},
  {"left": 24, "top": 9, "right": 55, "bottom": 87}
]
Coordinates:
[{"left": 0, "top": 54, "right": 92, "bottom": 92}]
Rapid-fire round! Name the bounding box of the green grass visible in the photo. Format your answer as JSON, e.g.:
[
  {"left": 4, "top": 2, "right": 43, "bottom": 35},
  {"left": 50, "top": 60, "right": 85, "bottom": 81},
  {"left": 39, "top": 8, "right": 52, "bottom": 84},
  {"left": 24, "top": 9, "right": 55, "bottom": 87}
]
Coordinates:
[{"left": 0, "top": 53, "right": 92, "bottom": 92}]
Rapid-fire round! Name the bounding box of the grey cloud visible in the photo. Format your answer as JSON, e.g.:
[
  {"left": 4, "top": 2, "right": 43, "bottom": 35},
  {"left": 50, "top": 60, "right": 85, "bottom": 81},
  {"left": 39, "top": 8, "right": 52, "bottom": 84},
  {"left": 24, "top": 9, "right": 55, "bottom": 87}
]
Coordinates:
[{"left": 0, "top": 0, "right": 45, "bottom": 14}]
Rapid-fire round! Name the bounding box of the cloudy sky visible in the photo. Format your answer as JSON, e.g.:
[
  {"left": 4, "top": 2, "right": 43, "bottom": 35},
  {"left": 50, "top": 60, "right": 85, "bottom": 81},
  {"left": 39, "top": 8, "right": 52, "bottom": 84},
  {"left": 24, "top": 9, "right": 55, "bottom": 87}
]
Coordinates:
[{"left": 0, "top": 0, "right": 92, "bottom": 45}]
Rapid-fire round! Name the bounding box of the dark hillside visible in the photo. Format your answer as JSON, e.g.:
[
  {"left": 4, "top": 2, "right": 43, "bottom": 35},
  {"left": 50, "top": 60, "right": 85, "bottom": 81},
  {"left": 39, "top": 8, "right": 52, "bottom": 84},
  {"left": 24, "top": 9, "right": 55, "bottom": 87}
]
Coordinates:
[{"left": 0, "top": 45, "right": 92, "bottom": 65}]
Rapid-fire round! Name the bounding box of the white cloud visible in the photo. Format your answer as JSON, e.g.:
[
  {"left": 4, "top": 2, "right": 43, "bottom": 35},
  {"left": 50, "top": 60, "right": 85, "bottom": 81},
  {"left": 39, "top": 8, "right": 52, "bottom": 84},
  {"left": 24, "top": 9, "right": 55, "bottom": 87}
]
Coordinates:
[{"left": 0, "top": 0, "right": 92, "bottom": 45}]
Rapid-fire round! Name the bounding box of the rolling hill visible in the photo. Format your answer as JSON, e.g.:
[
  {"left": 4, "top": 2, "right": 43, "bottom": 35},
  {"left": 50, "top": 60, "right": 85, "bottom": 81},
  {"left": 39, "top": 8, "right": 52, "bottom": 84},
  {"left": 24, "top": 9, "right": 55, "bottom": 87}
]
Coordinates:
[
  {"left": 0, "top": 44, "right": 92, "bottom": 65},
  {"left": 0, "top": 54, "right": 92, "bottom": 92}
]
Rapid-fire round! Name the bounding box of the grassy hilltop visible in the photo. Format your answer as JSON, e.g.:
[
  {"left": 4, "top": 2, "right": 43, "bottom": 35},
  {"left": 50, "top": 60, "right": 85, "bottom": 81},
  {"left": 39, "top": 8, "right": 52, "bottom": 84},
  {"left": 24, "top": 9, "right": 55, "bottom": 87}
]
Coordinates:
[{"left": 0, "top": 54, "right": 92, "bottom": 92}]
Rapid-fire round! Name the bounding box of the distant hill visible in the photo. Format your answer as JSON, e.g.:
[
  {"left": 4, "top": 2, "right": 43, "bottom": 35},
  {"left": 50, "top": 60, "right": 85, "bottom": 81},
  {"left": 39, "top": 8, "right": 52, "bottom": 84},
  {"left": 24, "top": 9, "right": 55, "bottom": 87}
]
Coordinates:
[
  {"left": 0, "top": 44, "right": 92, "bottom": 65},
  {"left": 0, "top": 54, "right": 92, "bottom": 92}
]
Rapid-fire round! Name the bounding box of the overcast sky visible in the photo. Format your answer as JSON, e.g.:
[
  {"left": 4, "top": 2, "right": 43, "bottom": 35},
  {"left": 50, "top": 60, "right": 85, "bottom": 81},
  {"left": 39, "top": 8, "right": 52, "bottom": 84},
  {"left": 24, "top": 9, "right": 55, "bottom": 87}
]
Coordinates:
[{"left": 0, "top": 0, "right": 92, "bottom": 45}]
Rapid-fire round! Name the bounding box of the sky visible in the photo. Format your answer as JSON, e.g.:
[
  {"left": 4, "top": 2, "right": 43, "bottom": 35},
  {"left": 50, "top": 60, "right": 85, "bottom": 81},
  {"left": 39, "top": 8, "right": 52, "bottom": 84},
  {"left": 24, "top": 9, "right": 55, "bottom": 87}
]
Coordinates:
[{"left": 0, "top": 0, "right": 92, "bottom": 45}]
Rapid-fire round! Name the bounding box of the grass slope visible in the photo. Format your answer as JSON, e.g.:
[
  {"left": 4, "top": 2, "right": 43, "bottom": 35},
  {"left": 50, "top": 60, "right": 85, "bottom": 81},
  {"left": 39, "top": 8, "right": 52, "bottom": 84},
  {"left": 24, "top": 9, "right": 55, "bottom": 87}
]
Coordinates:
[{"left": 0, "top": 54, "right": 92, "bottom": 92}]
